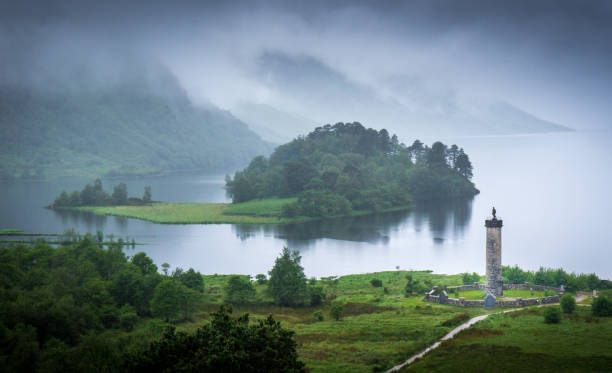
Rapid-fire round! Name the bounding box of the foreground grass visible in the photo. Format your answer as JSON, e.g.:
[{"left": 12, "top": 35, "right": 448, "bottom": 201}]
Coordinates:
[
  {"left": 173, "top": 271, "right": 488, "bottom": 373},
  {"left": 401, "top": 306, "right": 612, "bottom": 373},
  {"left": 71, "top": 198, "right": 411, "bottom": 225}
]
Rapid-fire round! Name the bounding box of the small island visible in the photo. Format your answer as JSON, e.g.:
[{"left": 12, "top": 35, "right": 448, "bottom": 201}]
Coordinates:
[{"left": 50, "top": 122, "right": 479, "bottom": 224}]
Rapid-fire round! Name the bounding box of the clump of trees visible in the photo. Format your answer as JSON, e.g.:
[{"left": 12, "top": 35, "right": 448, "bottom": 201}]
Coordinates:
[
  {"left": 52, "top": 178, "right": 153, "bottom": 208},
  {"left": 560, "top": 294, "right": 576, "bottom": 314},
  {"left": 226, "top": 122, "right": 478, "bottom": 218},
  {"left": 268, "top": 247, "right": 308, "bottom": 307},
  {"left": 0, "top": 240, "right": 204, "bottom": 371},
  {"left": 124, "top": 306, "right": 306, "bottom": 372},
  {"left": 461, "top": 272, "right": 481, "bottom": 284},
  {"left": 502, "top": 265, "right": 612, "bottom": 292}
]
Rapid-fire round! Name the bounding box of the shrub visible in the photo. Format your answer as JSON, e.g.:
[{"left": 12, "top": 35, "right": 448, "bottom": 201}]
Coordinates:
[
  {"left": 383, "top": 287, "right": 389, "bottom": 294},
  {"left": 312, "top": 310, "right": 324, "bottom": 321},
  {"left": 119, "top": 309, "right": 139, "bottom": 332},
  {"left": 441, "top": 313, "right": 470, "bottom": 327},
  {"left": 309, "top": 286, "right": 325, "bottom": 306},
  {"left": 255, "top": 274, "right": 267, "bottom": 285},
  {"left": 544, "top": 306, "right": 561, "bottom": 324},
  {"left": 370, "top": 279, "right": 383, "bottom": 288},
  {"left": 329, "top": 302, "right": 343, "bottom": 321},
  {"left": 560, "top": 294, "right": 576, "bottom": 314},
  {"left": 592, "top": 296, "right": 612, "bottom": 317},
  {"left": 225, "top": 276, "right": 255, "bottom": 304}
]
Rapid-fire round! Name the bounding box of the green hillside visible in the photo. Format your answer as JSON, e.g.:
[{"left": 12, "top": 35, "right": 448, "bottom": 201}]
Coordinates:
[{"left": 0, "top": 68, "right": 272, "bottom": 180}]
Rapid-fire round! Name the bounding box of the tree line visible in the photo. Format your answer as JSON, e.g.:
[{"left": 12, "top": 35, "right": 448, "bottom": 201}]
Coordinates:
[
  {"left": 502, "top": 265, "right": 612, "bottom": 292},
  {"left": 226, "top": 122, "right": 478, "bottom": 218},
  {"left": 51, "top": 179, "right": 152, "bottom": 208}
]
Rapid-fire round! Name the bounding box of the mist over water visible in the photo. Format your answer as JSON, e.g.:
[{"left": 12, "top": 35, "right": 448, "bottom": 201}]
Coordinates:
[{"left": 2, "top": 131, "right": 610, "bottom": 278}]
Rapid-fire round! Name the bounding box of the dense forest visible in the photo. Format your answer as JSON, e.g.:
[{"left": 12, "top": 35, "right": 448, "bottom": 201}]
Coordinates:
[
  {"left": 0, "top": 64, "right": 272, "bottom": 180},
  {"left": 0, "top": 240, "right": 305, "bottom": 372},
  {"left": 226, "top": 122, "right": 478, "bottom": 218}
]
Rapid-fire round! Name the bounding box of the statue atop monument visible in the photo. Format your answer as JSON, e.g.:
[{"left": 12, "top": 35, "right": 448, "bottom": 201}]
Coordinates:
[{"left": 492, "top": 206, "right": 497, "bottom": 220}]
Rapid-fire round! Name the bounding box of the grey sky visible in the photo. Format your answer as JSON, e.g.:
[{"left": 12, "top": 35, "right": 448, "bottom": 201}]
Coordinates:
[{"left": 1, "top": 0, "right": 611, "bottom": 130}]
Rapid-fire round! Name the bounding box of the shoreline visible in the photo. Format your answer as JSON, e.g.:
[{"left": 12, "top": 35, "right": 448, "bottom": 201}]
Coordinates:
[{"left": 53, "top": 200, "right": 413, "bottom": 225}]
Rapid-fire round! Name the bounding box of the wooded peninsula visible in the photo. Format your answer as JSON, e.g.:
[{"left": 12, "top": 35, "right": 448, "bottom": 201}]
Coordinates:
[{"left": 51, "top": 123, "right": 479, "bottom": 224}]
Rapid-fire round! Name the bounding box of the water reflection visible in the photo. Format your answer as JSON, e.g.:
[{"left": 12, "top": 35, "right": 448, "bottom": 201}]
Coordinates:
[
  {"left": 232, "top": 197, "right": 473, "bottom": 248},
  {"left": 54, "top": 209, "right": 108, "bottom": 229}
]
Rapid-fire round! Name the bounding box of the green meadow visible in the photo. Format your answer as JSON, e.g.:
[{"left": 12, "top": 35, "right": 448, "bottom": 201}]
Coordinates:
[
  {"left": 454, "top": 289, "right": 548, "bottom": 300},
  {"left": 173, "top": 271, "right": 490, "bottom": 373},
  {"left": 72, "top": 198, "right": 412, "bottom": 225},
  {"left": 401, "top": 306, "right": 612, "bottom": 372}
]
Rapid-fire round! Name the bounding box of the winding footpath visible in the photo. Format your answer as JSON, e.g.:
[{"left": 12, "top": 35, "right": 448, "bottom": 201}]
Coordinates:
[{"left": 385, "top": 295, "right": 586, "bottom": 373}]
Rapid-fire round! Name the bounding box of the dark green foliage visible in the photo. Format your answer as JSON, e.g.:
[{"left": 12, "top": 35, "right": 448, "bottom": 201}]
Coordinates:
[
  {"left": 227, "top": 122, "right": 478, "bottom": 216},
  {"left": 405, "top": 273, "right": 422, "bottom": 297},
  {"left": 308, "top": 286, "right": 325, "bottom": 306},
  {"left": 255, "top": 273, "right": 268, "bottom": 284},
  {"left": 461, "top": 272, "right": 480, "bottom": 285},
  {"left": 151, "top": 279, "right": 183, "bottom": 321},
  {"left": 370, "top": 278, "right": 383, "bottom": 287},
  {"left": 560, "top": 294, "right": 576, "bottom": 314},
  {"left": 592, "top": 296, "right": 612, "bottom": 317},
  {"left": 0, "top": 241, "right": 168, "bottom": 370},
  {"left": 544, "top": 306, "right": 561, "bottom": 324},
  {"left": 268, "top": 247, "right": 308, "bottom": 307},
  {"left": 225, "top": 275, "right": 256, "bottom": 304},
  {"left": 173, "top": 267, "right": 204, "bottom": 292},
  {"left": 501, "top": 265, "right": 612, "bottom": 292},
  {"left": 124, "top": 306, "right": 306, "bottom": 373},
  {"left": 0, "top": 70, "right": 271, "bottom": 180},
  {"left": 312, "top": 310, "right": 324, "bottom": 321},
  {"left": 329, "top": 302, "right": 344, "bottom": 321},
  {"left": 52, "top": 180, "right": 153, "bottom": 207}
]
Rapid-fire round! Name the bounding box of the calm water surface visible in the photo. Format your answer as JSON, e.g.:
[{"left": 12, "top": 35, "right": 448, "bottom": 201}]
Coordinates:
[{"left": 1, "top": 131, "right": 611, "bottom": 278}]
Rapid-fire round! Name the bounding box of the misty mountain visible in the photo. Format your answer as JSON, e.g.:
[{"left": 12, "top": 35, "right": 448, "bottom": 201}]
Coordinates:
[
  {"left": 0, "top": 65, "right": 273, "bottom": 180},
  {"left": 231, "top": 102, "right": 317, "bottom": 143},
  {"left": 244, "top": 52, "right": 570, "bottom": 140}
]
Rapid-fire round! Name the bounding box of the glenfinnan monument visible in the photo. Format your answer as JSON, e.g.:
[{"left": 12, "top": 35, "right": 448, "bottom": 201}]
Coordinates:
[{"left": 485, "top": 207, "right": 503, "bottom": 297}]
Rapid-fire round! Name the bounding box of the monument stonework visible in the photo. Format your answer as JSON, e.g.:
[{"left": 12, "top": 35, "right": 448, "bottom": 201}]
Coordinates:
[{"left": 485, "top": 207, "right": 503, "bottom": 297}]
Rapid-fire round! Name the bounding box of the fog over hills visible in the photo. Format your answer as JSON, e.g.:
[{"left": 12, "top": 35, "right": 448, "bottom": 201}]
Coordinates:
[{"left": 2, "top": 0, "right": 612, "bottom": 177}]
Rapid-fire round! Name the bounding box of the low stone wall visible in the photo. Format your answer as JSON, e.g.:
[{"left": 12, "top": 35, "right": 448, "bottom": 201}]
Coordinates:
[
  {"left": 502, "top": 283, "right": 564, "bottom": 294},
  {"left": 540, "top": 295, "right": 560, "bottom": 304},
  {"left": 424, "top": 293, "right": 557, "bottom": 308},
  {"left": 453, "top": 283, "right": 484, "bottom": 291}
]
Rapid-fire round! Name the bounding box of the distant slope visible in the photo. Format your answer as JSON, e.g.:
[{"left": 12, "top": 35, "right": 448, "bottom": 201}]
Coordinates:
[
  {"left": 0, "top": 67, "right": 273, "bottom": 180},
  {"left": 247, "top": 51, "right": 571, "bottom": 139},
  {"left": 231, "top": 102, "right": 317, "bottom": 143}
]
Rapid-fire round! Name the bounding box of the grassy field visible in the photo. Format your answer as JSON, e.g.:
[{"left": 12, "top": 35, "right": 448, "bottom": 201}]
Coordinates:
[
  {"left": 400, "top": 306, "right": 612, "bottom": 372},
  {"left": 169, "top": 270, "right": 490, "bottom": 373},
  {"left": 74, "top": 200, "right": 302, "bottom": 224},
  {"left": 454, "top": 289, "right": 548, "bottom": 300},
  {"left": 71, "top": 199, "right": 412, "bottom": 225}
]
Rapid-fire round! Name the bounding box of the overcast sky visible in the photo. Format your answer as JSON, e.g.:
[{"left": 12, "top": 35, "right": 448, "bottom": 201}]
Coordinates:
[{"left": 1, "top": 0, "right": 611, "bottom": 130}]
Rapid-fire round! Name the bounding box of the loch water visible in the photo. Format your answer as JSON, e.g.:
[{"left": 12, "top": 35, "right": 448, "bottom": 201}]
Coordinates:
[{"left": 1, "top": 131, "right": 611, "bottom": 278}]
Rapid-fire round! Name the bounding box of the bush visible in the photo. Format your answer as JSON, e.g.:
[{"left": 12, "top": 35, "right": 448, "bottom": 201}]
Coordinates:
[
  {"left": 309, "top": 286, "right": 325, "bottom": 306},
  {"left": 592, "top": 296, "right": 612, "bottom": 317},
  {"left": 329, "top": 302, "right": 343, "bottom": 321},
  {"left": 544, "top": 306, "right": 561, "bottom": 324},
  {"left": 312, "top": 310, "right": 324, "bottom": 321},
  {"left": 560, "top": 294, "right": 576, "bottom": 314},
  {"left": 125, "top": 306, "right": 306, "bottom": 372},
  {"left": 225, "top": 276, "right": 255, "bottom": 304},
  {"left": 255, "top": 274, "right": 267, "bottom": 285},
  {"left": 370, "top": 279, "right": 383, "bottom": 288},
  {"left": 119, "top": 309, "right": 139, "bottom": 332}
]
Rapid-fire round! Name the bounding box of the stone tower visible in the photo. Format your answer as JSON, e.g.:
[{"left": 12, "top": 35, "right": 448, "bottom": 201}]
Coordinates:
[{"left": 485, "top": 207, "right": 503, "bottom": 297}]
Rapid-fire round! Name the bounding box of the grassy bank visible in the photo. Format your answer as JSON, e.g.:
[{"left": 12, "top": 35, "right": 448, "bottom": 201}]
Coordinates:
[
  {"left": 173, "top": 270, "right": 489, "bottom": 373},
  {"left": 70, "top": 198, "right": 412, "bottom": 224},
  {"left": 400, "top": 306, "right": 612, "bottom": 372}
]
